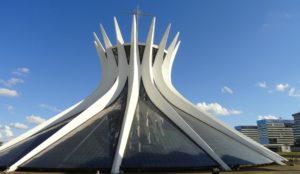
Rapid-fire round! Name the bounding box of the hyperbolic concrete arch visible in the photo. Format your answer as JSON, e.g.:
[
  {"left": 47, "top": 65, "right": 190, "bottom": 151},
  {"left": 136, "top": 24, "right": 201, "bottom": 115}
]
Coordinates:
[{"left": 0, "top": 16, "right": 286, "bottom": 173}]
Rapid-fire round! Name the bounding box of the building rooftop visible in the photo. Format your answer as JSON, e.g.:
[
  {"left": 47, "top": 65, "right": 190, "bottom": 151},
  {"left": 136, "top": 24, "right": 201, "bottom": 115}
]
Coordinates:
[
  {"left": 257, "top": 119, "right": 294, "bottom": 124},
  {"left": 292, "top": 112, "right": 300, "bottom": 117},
  {"left": 235, "top": 125, "right": 258, "bottom": 130}
]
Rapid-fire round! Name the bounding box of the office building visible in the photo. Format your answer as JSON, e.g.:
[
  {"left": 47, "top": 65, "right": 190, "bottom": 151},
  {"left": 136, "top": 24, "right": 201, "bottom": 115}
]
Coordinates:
[
  {"left": 235, "top": 126, "right": 259, "bottom": 142},
  {"left": 257, "top": 119, "right": 294, "bottom": 146},
  {"left": 292, "top": 112, "right": 300, "bottom": 146}
]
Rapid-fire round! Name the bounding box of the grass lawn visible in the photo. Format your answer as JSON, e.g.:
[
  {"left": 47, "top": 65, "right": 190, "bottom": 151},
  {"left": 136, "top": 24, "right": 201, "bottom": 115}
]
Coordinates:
[{"left": 278, "top": 152, "right": 300, "bottom": 156}]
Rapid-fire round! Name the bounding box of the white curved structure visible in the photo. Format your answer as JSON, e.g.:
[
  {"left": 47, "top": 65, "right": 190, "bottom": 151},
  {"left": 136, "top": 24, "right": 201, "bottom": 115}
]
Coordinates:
[{"left": 0, "top": 16, "right": 285, "bottom": 173}]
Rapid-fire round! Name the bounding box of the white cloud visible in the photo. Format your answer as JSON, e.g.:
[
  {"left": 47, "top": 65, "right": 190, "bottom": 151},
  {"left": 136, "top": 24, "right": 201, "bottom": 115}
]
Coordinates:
[
  {"left": 257, "top": 81, "right": 267, "bottom": 88},
  {"left": 39, "top": 104, "right": 61, "bottom": 112},
  {"left": 276, "top": 83, "right": 289, "bottom": 92},
  {"left": 289, "top": 88, "right": 300, "bottom": 97},
  {"left": 0, "top": 78, "right": 24, "bottom": 87},
  {"left": 258, "top": 115, "right": 280, "bottom": 120},
  {"left": 0, "top": 125, "right": 14, "bottom": 141},
  {"left": 221, "top": 86, "right": 234, "bottom": 94},
  {"left": 10, "top": 122, "right": 28, "bottom": 129},
  {"left": 12, "top": 67, "right": 30, "bottom": 76},
  {"left": 230, "top": 110, "right": 242, "bottom": 115},
  {"left": 26, "top": 115, "right": 46, "bottom": 125},
  {"left": 0, "top": 88, "right": 19, "bottom": 97},
  {"left": 196, "top": 102, "right": 242, "bottom": 116}
]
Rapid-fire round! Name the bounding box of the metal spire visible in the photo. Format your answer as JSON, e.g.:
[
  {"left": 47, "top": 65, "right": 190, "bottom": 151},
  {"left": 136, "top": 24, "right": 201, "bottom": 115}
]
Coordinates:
[{"left": 128, "top": 4, "right": 153, "bottom": 31}]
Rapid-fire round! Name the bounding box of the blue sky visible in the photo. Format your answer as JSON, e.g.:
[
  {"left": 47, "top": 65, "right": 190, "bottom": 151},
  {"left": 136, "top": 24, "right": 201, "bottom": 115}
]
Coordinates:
[{"left": 1, "top": 0, "right": 300, "bottom": 142}]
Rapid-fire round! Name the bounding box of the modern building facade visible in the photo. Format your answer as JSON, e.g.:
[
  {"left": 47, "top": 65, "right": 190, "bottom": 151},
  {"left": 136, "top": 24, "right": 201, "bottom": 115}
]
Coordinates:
[
  {"left": 257, "top": 119, "right": 294, "bottom": 146},
  {"left": 292, "top": 112, "right": 300, "bottom": 146},
  {"left": 235, "top": 126, "right": 259, "bottom": 142},
  {"left": 0, "top": 16, "right": 286, "bottom": 173}
]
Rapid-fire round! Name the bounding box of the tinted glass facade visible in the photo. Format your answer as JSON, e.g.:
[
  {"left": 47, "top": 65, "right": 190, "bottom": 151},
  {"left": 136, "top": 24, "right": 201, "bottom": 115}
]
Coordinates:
[
  {"left": 110, "top": 45, "right": 163, "bottom": 65},
  {"left": 175, "top": 108, "right": 273, "bottom": 166},
  {"left": 19, "top": 85, "right": 128, "bottom": 172},
  {"left": 0, "top": 119, "right": 70, "bottom": 171},
  {"left": 121, "top": 84, "right": 217, "bottom": 171}
]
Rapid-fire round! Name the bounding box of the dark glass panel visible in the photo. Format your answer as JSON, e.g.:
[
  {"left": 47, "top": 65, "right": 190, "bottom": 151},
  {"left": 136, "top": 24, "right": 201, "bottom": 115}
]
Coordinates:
[
  {"left": 175, "top": 108, "right": 273, "bottom": 166},
  {"left": 0, "top": 119, "right": 69, "bottom": 170},
  {"left": 138, "top": 45, "right": 145, "bottom": 63},
  {"left": 163, "top": 52, "right": 167, "bottom": 59},
  {"left": 35, "top": 111, "right": 83, "bottom": 136},
  {"left": 112, "top": 47, "right": 118, "bottom": 66},
  {"left": 269, "top": 138, "right": 277, "bottom": 144},
  {"left": 152, "top": 48, "right": 158, "bottom": 65},
  {"left": 124, "top": 45, "right": 130, "bottom": 64},
  {"left": 20, "top": 85, "right": 128, "bottom": 172},
  {"left": 121, "top": 84, "right": 217, "bottom": 170}
]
